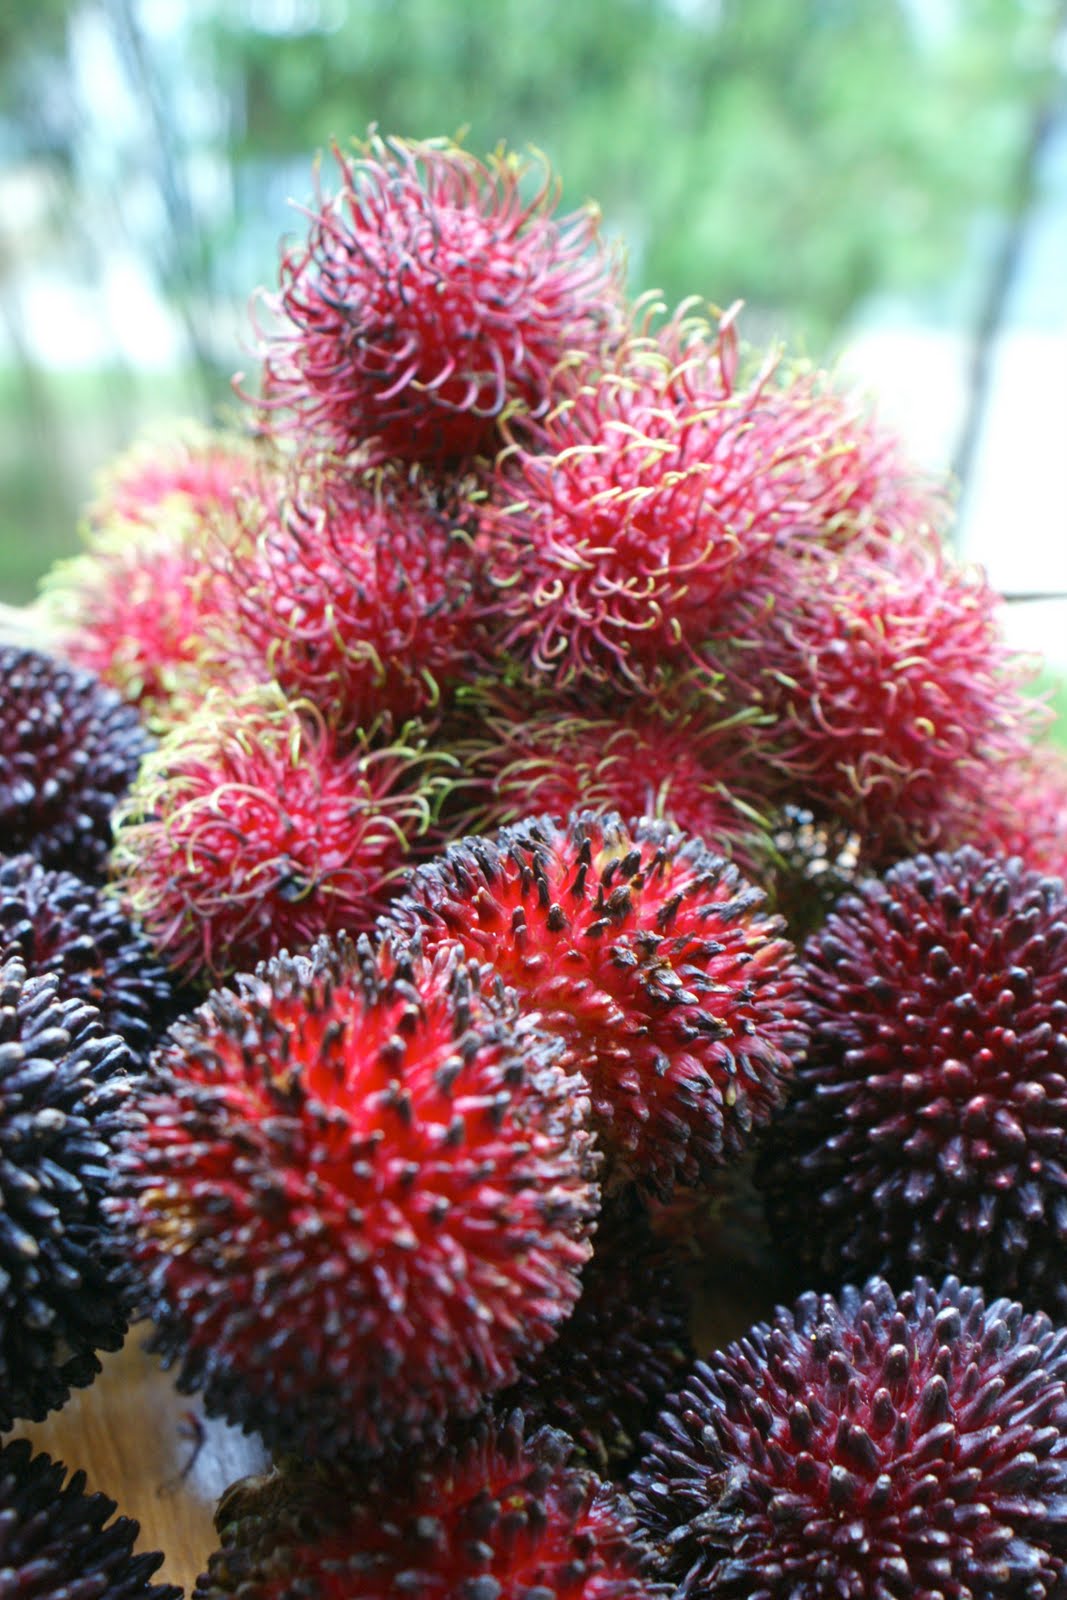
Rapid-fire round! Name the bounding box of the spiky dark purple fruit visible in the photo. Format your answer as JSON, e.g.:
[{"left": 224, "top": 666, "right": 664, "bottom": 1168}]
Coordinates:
[
  {"left": 759, "top": 846, "right": 1067, "bottom": 1312},
  {"left": 197, "top": 1410, "right": 662, "bottom": 1600},
  {"left": 0, "top": 853, "right": 173, "bottom": 1058},
  {"left": 630, "top": 1275, "right": 1067, "bottom": 1598},
  {"left": 0, "top": 955, "right": 133, "bottom": 1428},
  {"left": 0, "top": 645, "right": 150, "bottom": 880},
  {"left": 112, "top": 934, "right": 599, "bottom": 1457},
  {"left": 503, "top": 1192, "right": 693, "bottom": 1475},
  {"left": 0, "top": 1437, "right": 180, "bottom": 1600},
  {"left": 386, "top": 810, "right": 807, "bottom": 1194}
]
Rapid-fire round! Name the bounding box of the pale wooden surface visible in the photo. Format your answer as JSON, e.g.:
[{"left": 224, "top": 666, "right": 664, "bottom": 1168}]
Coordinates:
[{"left": 7, "top": 1271, "right": 771, "bottom": 1596}]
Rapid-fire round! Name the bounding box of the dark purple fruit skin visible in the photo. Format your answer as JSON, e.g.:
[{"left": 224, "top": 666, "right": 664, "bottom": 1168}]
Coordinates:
[
  {"left": 0, "top": 1436, "right": 180, "bottom": 1600},
  {"left": 0, "top": 645, "right": 150, "bottom": 880},
  {"left": 0, "top": 956, "right": 134, "bottom": 1428},
  {"left": 630, "top": 1275, "right": 1067, "bottom": 1599},
  {"left": 502, "top": 1191, "right": 693, "bottom": 1476},
  {"left": 758, "top": 848, "right": 1067, "bottom": 1313},
  {"left": 0, "top": 853, "right": 173, "bottom": 1059}
]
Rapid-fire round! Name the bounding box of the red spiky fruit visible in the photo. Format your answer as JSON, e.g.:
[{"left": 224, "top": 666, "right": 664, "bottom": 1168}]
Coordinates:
[
  {"left": 113, "top": 936, "right": 598, "bottom": 1456},
  {"left": 0, "top": 1439, "right": 180, "bottom": 1600},
  {"left": 0, "top": 853, "right": 172, "bottom": 1058},
  {"left": 385, "top": 811, "right": 806, "bottom": 1194},
  {"left": 480, "top": 314, "right": 816, "bottom": 690},
  {"left": 258, "top": 134, "right": 621, "bottom": 464},
  {"left": 976, "top": 743, "right": 1067, "bottom": 884},
  {"left": 759, "top": 846, "right": 1067, "bottom": 1312},
  {"left": 0, "top": 645, "right": 151, "bottom": 881},
  {"left": 710, "top": 544, "right": 1039, "bottom": 861},
  {"left": 454, "top": 692, "right": 763, "bottom": 873},
  {"left": 629, "top": 1275, "right": 1067, "bottom": 1599},
  {"left": 87, "top": 425, "right": 258, "bottom": 531},
  {"left": 110, "top": 686, "right": 448, "bottom": 982},
  {"left": 504, "top": 1192, "right": 693, "bottom": 1475},
  {"left": 197, "top": 1412, "right": 660, "bottom": 1600},
  {"left": 213, "top": 458, "right": 481, "bottom": 735}
]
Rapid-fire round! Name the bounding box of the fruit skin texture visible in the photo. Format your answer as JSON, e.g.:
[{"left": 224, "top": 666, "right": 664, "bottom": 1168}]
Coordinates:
[
  {"left": 215, "top": 459, "right": 480, "bottom": 735},
  {"left": 385, "top": 810, "right": 807, "bottom": 1195},
  {"left": 0, "top": 1437, "right": 180, "bottom": 1600},
  {"left": 196, "top": 1411, "right": 662, "bottom": 1600},
  {"left": 112, "top": 935, "right": 598, "bottom": 1458},
  {"left": 503, "top": 1192, "right": 693, "bottom": 1476},
  {"left": 0, "top": 956, "right": 133, "bottom": 1430},
  {"left": 86, "top": 424, "right": 257, "bottom": 531},
  {"left": 759, "top": 847, "right": 1067, "bottom": 1312},
  {"left": 110, "top": 685, "right": 448, "bottom": 983},
  {"left": 710, "top": 545, "right": 1037, "bottom": 863},
  {"left": 629, "top": 1275, "right": 1067, "bottom": 1599},
  {"left": 0, "top": 853, "right": 172, "bottom": 1058},
  {"left": 977, "top": 745, "right": 1067, "bottom": 885},
  {"left": 260, "top": 134, "right": 621, "bottom": 464},
  {"left": 0, "top": 645, "right": 151, "bottom": 881}
]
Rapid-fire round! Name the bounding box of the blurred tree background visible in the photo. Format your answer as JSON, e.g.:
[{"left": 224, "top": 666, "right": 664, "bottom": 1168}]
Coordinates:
[{"left": 0, "top": 0, "right": 1063, "bottom": 603}]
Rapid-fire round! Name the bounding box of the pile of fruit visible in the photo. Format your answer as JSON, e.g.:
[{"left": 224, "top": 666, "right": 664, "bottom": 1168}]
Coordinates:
[{"left": 3, "top": 131, "right": 1067, "bottom": 1598}]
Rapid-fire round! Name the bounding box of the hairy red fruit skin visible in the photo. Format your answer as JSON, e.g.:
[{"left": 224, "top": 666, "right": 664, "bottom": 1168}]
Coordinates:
[
  {"left": 0, "top": 1438, "right": 180, "bottom": 1600},
  {"left": 453, "top": 695, "right": 763, "bottom": 876},
  {"left": 215, "top": 459, "right": 481, "bottom": 735},
  {"left": 385, "top": 811, "right": 807, "bottom": 1195},
  {"left": 259, "top": 134, "right": 621, "bottom": 464},
  {"left": 110, "top": 686, "right": 447, "bottom": 983},
  {"left": 504, "top": 1192, "right": 693, "bottom": 1476},
  {"left": 112, "top": 936, "right": 599, "bottom": 1458},
  {"left": 709, "top": 545, "right": 1038, "bottom": 863},
  {"left": 976, "top": 745, "right": 1067, "bottom": 885},
  {"left": 629, "top": 1276, "right": 1067, "bottom": 1599},
  {"left": 759, "top": 847, "right": 1067, "bottom": 1313},
  {"left": 87, "top": 428, "right": 258, "bottom": 531},
  {"left": 0, "top": 853, "right": 172, "bottom": 1059},
  {"left": 0, "top": 646, "right": 151, "bottom": 882},
  {"left": 197, "top": 1411, "right": 663, "bottom": 1600}
]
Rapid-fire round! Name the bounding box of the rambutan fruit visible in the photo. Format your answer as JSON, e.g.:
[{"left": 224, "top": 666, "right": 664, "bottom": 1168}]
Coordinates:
[
  {"left": 87, "top": 423, "right": 258, "bottom": 532},
  {"left": 480, "top": 314, "right": 814, "bottom": 690},
  {"left": 0, "top": 853, "right": 172, "bottom": 1058},
  {"left": 0, "top": 956, "right": 133, "bottom": 1428},
  {"left": 113, "top": 935, "right": 599, "bottom": 1457},
  {"left": 973, "top": 743, "right": 1067, "bottom": 884},
  {"left": 385, "top": 811, "right": 807, "bottom": 1194},
  {"left": 110, "top": 686, "right": 450, "bottom": 983},
  {"left": 257, "top": 133, "right": 621, "bottom": 464},
  {"left": 0, "top": 1438, "right": 180, "bottom": 1600},
  {"left": 504, "top": 1193, "right": 693, "bottom": 1475},
  {"left": 758, "top": 847, "right": 1067, "bottom": 1312},
  {"left": 630, "top": 1275, "right": 1067, "bottom": 1599},
  {"left": 709, "top": 544, "right": 1038, "bottom": 862},
  {"left": 453, "top": 691, "right": 764, "bottom": 873},
  {"left": 0, "top": 645, "right": 150, "bottom": 880},
  {"left": 198, "top": 1411, "right": 660, "bottom": 1600},
  {"left": 213, "top": 457, "right": 481, "bottom": 735}
]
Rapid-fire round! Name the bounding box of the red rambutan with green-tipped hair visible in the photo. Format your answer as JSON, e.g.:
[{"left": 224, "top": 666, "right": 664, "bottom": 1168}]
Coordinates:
[
  {"left": 385, "top": 810, "right": 807, "bottom": 1194},
  {"left": 112, "top": 935, "right": 599, "bottom": 1457},
  {"left": 256, "top": 132, "right": 622, "bottom": 464},
  {"left": 109, "top": 685, "right": 450, "bottom": 982},
  {"left": 629, "top": 1275, "right": 1067, "bottom": 1598},
  {"left": 478, "top": 305, "right": 911, "bottom": 692},
  {"left": 758, "top": 846, "right": 1067, "bottom": 1312},
  {"left": 709, "top": 542, "right": 1041, "bottom": 862},
  {"left": 86, "top": 423, "right": 260, "bottom": 532},
  {"left": 451, "top": 688, "right": 764, "bottom": 871},
  {"left": 973, "top": 742, "right": 1067, "bottom": 883},
  {"left": 197, "top": 1411, "right": 661, "bottom": 1600},
  {"left": 212, "top": 455, "right": 482, "bottom": 736}
]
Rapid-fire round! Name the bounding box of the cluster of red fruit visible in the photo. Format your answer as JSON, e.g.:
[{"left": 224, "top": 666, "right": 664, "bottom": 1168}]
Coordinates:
[{"left": 3, "top": 132, "right": 1067, "bottom": 1598}]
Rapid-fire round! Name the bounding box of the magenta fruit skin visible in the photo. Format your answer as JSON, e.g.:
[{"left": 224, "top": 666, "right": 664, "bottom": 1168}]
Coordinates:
[
  {"left": 759, "top": 846, "right": 1067, "bottom": 1314},
  {"left": 630, "top": 1275, "right": 1067, "bottom": 1598}
]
